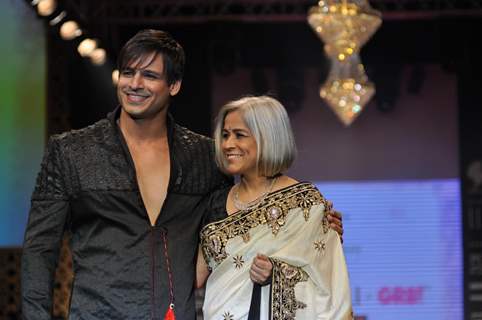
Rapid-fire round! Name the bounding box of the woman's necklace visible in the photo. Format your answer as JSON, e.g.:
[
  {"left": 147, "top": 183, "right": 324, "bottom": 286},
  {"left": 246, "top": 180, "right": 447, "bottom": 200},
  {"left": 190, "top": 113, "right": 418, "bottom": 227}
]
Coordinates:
[{"left": 232, "top": 177, "right": 277, "bottom": 211}]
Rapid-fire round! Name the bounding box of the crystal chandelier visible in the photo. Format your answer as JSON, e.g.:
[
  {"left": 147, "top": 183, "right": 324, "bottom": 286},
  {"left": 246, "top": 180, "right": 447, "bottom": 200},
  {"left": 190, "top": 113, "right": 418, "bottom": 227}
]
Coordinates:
[{"left": 308, "top": 0, "right": 382, "bottom": 126}]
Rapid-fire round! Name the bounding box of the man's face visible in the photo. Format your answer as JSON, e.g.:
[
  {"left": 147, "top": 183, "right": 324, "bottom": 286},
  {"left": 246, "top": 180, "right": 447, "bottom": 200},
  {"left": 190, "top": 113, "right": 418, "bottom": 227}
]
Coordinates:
[{"left": 117, "top": 52, "right": 181, "bottom": 120}]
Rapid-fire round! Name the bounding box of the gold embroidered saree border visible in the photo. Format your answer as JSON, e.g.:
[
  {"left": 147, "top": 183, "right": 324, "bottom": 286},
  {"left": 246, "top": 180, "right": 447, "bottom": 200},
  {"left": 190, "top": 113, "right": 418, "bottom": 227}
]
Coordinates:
[
  {"left": 200, "top": 182, "right": 329, "bottom": 265},
  {"left": 269, "top": 259, "right": 308, "bottom": 320}
]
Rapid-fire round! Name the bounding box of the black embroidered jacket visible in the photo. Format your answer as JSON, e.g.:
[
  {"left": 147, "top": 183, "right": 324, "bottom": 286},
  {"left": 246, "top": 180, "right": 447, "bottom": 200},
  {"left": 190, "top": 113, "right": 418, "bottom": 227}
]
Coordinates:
[{"left": 21, "top": 108, "right": 231, "bottom": 320}]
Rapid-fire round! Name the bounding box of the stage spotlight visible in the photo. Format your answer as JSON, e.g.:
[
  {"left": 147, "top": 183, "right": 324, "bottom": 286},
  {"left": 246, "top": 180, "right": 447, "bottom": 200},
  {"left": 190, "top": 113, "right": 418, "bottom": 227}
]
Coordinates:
[
  {"left": 112, "top": 70, "right": 119, "bottom": 85},
  {"left": 37, "top": 0, "right": 56, "bottom": 16},
  {"left": 77, "top": 38, "right": 97, "bottom": 57},
  {"left": 60, "top": 21, "right": 82, "bottom": 40},
  {"left": 90, "top": 48, "right": 106, "bottom": 66}
]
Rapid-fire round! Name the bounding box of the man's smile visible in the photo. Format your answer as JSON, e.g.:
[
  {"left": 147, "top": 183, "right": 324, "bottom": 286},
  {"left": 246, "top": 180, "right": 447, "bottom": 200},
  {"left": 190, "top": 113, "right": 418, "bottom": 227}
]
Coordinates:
[{"left": 123, "top": 90, "right": 150, "bottom": 103}]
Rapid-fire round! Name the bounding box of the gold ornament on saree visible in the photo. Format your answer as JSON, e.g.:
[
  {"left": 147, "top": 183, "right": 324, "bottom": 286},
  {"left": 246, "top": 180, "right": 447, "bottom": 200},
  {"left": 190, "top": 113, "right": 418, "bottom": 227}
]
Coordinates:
[{"left": 201, "top": 183, "right": 329, "bottom": 266}]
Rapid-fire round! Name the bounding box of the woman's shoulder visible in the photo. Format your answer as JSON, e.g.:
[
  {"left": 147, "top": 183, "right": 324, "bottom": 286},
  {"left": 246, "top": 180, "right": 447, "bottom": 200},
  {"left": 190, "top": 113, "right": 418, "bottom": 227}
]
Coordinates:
[
  {"left": 273, "top": 175, "right": 299, "bottom": 190},
  {"left": 271, "top": 176, "right": 319, "bottom": 194},
  {"left": 271, "top": 177, "right": 325, "bottom": 204}
]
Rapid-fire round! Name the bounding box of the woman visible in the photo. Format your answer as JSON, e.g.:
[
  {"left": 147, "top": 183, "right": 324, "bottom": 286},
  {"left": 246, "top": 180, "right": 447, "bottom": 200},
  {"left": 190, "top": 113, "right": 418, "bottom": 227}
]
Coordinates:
[{"left": 198, "top": 96, "right": 353, "bottom": 319}]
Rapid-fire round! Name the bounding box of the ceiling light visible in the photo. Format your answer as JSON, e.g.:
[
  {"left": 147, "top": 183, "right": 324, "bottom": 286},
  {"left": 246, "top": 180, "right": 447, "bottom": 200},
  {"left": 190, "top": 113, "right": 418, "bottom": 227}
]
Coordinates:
[
  {"left": 90, "top": 48, "right": 107, "bottom": 65},
  {"left": 60, "top": 21, "right": 82, "bottom": 40},
  {"left": 77, "top": 38, "right": 97, "bottom": 57},
  {"left": 37, "top": 0, "right": 56, "bottom": 16}
]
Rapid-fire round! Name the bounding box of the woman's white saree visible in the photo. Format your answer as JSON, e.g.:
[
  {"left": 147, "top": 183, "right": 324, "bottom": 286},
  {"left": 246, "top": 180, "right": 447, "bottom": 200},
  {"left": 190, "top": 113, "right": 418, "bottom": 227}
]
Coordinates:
[{"left": 200, "top": 182, "right": 353, "bottom": 320}]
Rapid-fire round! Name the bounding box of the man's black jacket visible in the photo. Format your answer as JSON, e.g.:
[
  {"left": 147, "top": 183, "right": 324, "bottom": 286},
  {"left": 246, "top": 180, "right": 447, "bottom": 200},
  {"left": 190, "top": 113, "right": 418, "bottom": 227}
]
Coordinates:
[{"left": 21, "top": 109, "right": 230, "bottom": 319}]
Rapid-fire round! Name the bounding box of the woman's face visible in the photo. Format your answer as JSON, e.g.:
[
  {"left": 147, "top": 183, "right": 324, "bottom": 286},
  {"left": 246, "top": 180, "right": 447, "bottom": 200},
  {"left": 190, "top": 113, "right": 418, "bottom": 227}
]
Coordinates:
[{"left": 221, "top": 110, "right": 258, "bottom": 177}]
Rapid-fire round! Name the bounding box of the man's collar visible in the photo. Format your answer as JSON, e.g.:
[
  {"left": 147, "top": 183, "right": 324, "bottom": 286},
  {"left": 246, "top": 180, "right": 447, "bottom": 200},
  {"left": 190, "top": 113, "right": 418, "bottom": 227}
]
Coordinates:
[{"left": 107, "top": 106, "right": 175, "bottom": 145}]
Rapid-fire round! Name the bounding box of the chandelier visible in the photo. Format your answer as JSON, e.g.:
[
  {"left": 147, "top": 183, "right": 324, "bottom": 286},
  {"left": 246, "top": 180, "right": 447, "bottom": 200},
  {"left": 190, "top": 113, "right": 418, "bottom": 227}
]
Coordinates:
[{"left": 308, "top": 0, "right": 382, "bottom": 126}]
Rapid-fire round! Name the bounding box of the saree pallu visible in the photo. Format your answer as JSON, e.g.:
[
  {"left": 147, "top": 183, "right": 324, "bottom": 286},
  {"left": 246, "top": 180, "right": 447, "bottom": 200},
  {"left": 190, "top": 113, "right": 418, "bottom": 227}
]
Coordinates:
[{"left": 200, "top": 182, "right": 353, "bottom": 320}]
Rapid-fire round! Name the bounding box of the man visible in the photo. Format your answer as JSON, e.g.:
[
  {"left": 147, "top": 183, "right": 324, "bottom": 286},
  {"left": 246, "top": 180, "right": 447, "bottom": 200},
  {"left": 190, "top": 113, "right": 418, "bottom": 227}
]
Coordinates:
[{"left": 22, "top": 29, "right": 343, "bottom": 319}]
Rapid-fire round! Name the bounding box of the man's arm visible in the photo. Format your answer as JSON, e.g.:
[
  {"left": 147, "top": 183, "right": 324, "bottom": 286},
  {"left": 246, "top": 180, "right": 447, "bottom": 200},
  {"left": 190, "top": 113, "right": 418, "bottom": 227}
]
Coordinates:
[{"left": 22, "top": 137, "right": 70, "bottom": 319}]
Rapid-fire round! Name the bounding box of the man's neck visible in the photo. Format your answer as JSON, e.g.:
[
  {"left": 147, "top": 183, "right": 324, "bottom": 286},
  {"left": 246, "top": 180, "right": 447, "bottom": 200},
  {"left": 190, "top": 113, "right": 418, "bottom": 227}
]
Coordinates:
[{"left": 118, "top": 108, "right": 168, "bottom": 143}]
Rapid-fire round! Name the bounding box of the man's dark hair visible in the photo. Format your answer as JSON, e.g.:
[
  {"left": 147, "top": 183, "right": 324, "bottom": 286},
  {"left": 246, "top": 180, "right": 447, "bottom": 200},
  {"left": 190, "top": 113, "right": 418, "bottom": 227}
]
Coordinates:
[{"left": 117, "top": 29, "right": 185, "bottom": 85}]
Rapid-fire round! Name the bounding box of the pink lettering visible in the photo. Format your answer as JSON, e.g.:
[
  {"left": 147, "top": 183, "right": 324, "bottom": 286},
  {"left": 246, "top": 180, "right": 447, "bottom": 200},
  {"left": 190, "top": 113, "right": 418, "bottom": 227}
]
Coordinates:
[{"left": 378, "top": 286, "right": 424, "bottom": 305}]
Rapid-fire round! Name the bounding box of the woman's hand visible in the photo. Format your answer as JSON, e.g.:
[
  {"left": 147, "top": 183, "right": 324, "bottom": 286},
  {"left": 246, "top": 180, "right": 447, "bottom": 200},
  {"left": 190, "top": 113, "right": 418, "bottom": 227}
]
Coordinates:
[
  {"left": 326, "top": 201, "right": 344, "bottom": 242},
  {"left": 250, "top": 254, "right": 272, "bottom": 285}
]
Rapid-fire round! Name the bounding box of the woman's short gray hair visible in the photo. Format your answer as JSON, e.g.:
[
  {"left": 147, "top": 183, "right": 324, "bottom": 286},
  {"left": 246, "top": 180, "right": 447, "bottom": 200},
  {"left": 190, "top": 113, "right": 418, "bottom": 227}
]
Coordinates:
[{"left": 213, "top": 95, "right": 297, "bottom": 177}]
